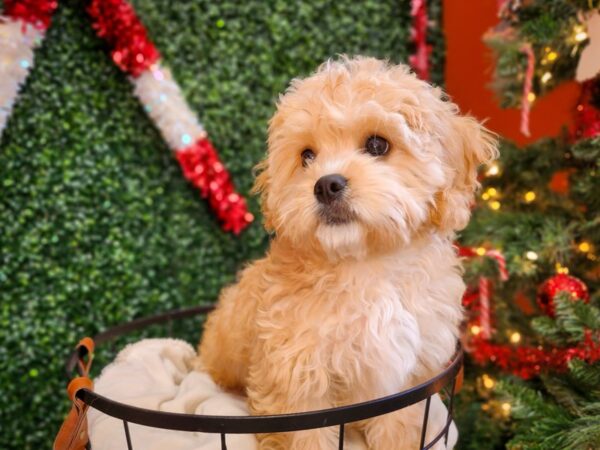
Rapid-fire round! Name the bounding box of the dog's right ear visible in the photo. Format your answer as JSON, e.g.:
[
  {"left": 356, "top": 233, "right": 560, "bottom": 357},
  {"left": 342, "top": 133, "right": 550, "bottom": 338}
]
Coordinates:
[{"left": 252, "top": 159, "right": 275, "bottom": 232}]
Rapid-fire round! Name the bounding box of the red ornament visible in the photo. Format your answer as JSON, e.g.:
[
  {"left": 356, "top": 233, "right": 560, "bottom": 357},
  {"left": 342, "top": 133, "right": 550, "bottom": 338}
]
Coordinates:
[{"left": 536, "top": 274, "right": 590, "bottom": 317}]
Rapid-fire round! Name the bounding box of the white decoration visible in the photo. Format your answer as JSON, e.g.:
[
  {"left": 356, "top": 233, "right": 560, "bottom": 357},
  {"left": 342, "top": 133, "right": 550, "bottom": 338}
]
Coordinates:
[
  {"left": 0, "top": 17, "right": 44, "bottom": 136},
  {"left": 576, "top": 11, "right": 600, "bottom": 82},
  {"left": 131, "top": 62, "right": 206, "bottom": 150}
]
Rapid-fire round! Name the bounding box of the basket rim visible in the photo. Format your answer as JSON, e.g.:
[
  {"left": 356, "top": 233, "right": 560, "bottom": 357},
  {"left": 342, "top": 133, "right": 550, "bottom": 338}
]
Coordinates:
[{"left": 66, "top": 305, "right": 463, "bottom": 434}]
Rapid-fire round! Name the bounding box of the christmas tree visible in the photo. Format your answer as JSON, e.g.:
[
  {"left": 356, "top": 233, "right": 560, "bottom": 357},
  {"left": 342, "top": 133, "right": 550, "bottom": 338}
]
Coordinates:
[{"left": 455, "top": 2, "right": 600, "bottom": 448}]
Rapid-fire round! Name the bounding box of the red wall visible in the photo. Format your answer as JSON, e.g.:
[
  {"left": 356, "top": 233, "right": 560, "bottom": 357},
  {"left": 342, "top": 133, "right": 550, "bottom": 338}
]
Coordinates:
[{"left": 443, "top": 0, "right": 580, "bottom": 145}]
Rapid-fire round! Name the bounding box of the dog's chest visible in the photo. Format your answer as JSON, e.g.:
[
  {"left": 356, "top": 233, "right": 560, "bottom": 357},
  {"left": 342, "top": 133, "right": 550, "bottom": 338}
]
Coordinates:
[{"left": 262, "top": 254, "right": 463, "bottom": 395}]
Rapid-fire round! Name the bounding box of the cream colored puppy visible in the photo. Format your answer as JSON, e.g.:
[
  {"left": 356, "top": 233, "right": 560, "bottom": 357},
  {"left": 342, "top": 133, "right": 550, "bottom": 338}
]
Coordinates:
[{"left": 198, "top": 56, "right": 497, "bottom": 450}]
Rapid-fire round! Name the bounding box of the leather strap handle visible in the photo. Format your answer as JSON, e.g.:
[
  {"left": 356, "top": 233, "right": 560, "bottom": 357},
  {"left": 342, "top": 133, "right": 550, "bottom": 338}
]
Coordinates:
[
  {"left": 76, "top": 337, "right": 94, "bottom": 377},
  {"left": 54, "top": 338, "right": 96, "bottom": 450},
  {"left": 454, "top": 363, "right": 464, "bottom": 394}
]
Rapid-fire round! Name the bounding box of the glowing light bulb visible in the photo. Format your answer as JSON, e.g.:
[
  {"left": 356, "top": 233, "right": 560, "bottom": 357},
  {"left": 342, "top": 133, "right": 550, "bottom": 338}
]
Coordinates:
[
  {"left": 526, "top": 251, "right": 538, "bottom": 261},
  {"left": 482, "top": 374, "right": 495, "bottom": 389},
  {"left": 486, "top": 187, "right": 498, "bottom": 197},
  {"left": 470, "top": 325, "right": 481, "bottom": 336},
  {"left": 476, "top": 247, "right": 486, "bottom": 256},
  {"left": 489, "top": 200, "right": 501, "bottom": 211},
  {"left": 541, "top": 72, "right": 552, "bottom": 84},
  {"left": 482, "top": 192, "right": 491, "bottom": 200},
  {"left": 578, "top": 242, "right": 591, "bottom": 253},
  {"left": 524, "top": 191, "right": 536, "bottom": 203},
  {"left": 574, "top": 25, "right": 588, "bottom": 42},
  {"left": 527, "top": 92, "right": 536, "bottom": 103},
  {"left": 547, "top": 51, "right": 558, "bottom": 61},
  {"left": 556, "top": 263, "right": 569, "bottom": 274},
  {"left": 501, "top": 402, "right": 512, "bottom": 414},
  {"left": 486, "top": 164, "right": 500, "bottom": 176},
  {"left": 510, "top": 332, "right": 521, "bottom": 344}
]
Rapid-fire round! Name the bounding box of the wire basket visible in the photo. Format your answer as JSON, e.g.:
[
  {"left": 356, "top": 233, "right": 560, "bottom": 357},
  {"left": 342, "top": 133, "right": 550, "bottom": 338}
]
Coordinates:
[{"left": 61, "top": 305, "right": 463, "bottom": 450}]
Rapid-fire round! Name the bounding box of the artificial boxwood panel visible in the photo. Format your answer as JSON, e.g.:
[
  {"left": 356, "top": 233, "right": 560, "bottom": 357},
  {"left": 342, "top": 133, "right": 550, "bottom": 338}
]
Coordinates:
[{"left": 0, "top": 0, "right": 442, "bottom": 447}]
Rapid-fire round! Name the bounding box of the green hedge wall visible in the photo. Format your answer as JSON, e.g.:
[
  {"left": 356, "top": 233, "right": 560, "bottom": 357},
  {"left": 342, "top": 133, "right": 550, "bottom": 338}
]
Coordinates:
[{"left": 0, "top": 0, "right": 442, "bottom": 447}]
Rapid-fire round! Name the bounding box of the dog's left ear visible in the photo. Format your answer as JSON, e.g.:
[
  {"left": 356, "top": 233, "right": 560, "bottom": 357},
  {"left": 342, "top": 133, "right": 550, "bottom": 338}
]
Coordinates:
[{"left": 432, "top": 114, "right": 498, "bottom": 233}]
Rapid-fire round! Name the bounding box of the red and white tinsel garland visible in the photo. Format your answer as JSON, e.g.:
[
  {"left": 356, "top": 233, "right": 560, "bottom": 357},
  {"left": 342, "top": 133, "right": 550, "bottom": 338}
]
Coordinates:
[
  {"left": 0, "top": 0, "right": 57, "bottom": 137},
  {"left": 409, "top": 0, "right": 430, "bottom": 80},
  {"left": 471, "top": 330, "right": 600, "bottom": 380},
  {"left": 87, "top": 0, "right": 252, "bottom": 234}
]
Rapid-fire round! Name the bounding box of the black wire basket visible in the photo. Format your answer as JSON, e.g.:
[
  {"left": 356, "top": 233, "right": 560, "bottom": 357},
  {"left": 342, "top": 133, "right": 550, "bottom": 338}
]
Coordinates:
[{"left": 63, "top": 305, "right": 463, "bottom": 450}]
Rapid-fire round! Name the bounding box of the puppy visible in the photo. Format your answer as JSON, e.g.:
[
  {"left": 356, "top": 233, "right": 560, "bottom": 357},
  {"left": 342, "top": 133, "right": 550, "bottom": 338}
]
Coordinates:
[{"left": 198, "top": 56, "right": 498, "bottom": 449}]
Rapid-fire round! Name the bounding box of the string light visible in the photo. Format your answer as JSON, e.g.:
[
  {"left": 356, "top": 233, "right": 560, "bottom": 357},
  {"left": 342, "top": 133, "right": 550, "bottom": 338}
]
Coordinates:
[
  {"left": 573, "top": 25, "right": 588, "bottom": 42},
  {"left": 541, "top": 72, "right": 552, "bottom": 84},
  {"left": 486, "top": 187, "right": 498, "bottom": 197},
  {"left": 489, "top": 200, "right": 501, "bottom": 211},
  {"left": 482, "top": 374, "right": 495, "bottom": 389},
  {"left": 524, "top": 191, "right": 536, "bottom": 203},
  {"left": 486, "top": 163, "right": 500, "bottom": 176},
  {"left": 501, "top": 402, "right": 512, "bottom": 416},
  {"left": 527, "top": 92, "right": 536, "bottom": 103},
  {"left": 547, "top": 51, "right": 558, "bottom": 61},
  {"left": 556, "top": 262, "right": 569, "bottom": 274},
  {"left": 482, "top": 192, "right": 490, "bottom": 200},
  {"left": 510, "top": 332, "right": 522, "bottom": 344},
  {"left": 526, "top": 251, "right": 538, "bottom": 261},
  {"left": 578, "top": 241, "right": 591, "bottom": 253},
  {"left": 470, "top": 325, "right": 481, "bottom": 336},
  {"left": 476, "top": 247, "right": 487, "bottom": 256}
]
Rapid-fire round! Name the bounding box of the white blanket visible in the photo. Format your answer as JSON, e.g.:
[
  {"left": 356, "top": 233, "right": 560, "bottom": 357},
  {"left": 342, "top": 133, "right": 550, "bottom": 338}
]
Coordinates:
[{"left": 88, "top": 339, "right": 456, "bottom": 450}]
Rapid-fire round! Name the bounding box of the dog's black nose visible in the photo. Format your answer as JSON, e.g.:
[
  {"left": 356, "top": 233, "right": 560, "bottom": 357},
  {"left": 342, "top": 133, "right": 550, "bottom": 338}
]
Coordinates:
[{"left": 314, "top": 174, "right": 348, "bottom": 204}]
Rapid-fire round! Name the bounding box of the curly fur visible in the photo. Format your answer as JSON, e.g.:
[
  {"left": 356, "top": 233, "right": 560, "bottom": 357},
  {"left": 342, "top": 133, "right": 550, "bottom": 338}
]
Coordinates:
[{"left": 198, "top": 56, "right": 498, "bottom": 449}]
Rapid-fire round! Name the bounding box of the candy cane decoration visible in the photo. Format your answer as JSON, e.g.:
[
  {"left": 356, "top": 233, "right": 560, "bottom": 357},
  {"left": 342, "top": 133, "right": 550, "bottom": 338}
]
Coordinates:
[
  {"left": 478, "top": 249, "right": 508, "bottom": 338},
  {"left": 478, "top": 277, "right": 492, "bottom": 339},
  {"left": 484, "top": 248, "right": 509, "bottom": 281},
  {"left": 459, "top": 245, "right": 509, "bottom": 340},
  {"left": 520, "top": 43, "right": 535, "bottom": 137},
  {"left": 87, "top": 0, "right": 252, "bottom": 234},
  {"left": 0, "top": 0, "right": 57, "bottom": 138}
]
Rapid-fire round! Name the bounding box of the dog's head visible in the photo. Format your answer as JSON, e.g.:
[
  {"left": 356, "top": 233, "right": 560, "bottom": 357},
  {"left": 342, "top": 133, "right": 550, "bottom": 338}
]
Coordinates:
[{"left": 255, "top": 57, "right": 498, "bottom": 259}]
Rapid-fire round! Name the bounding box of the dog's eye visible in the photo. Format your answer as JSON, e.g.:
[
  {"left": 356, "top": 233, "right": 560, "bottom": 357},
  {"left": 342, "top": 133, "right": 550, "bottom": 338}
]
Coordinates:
[
  {"left": 301, "top": 149, "right": 316, "bottom": 167},
  {"left": 365, "top": 136, "right": 389, "bottom": 157}
]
